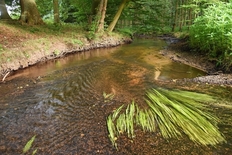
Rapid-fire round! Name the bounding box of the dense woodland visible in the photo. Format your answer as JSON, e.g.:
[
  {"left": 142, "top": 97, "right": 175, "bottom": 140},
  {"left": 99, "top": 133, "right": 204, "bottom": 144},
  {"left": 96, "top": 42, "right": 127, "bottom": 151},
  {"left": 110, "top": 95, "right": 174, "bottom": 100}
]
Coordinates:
[{"left": 0, "top": 0, "right": 232, "bottom": 71}]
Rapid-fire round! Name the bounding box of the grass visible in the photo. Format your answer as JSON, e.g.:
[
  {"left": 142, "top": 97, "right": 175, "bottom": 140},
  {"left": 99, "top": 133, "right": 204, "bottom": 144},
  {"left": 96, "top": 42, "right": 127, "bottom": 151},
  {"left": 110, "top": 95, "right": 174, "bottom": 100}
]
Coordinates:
[
  {"left": 0, "top": 21, "right": 128, "bottom": 70},
  {"left": 0, "top": 21, "right": 85, "bottom": 66},
  {"left": 0, "top": 44, "right": 3, "bottom": 51},
  {"left": 106, "top": 88, "right": 226, "bottom": 148}
]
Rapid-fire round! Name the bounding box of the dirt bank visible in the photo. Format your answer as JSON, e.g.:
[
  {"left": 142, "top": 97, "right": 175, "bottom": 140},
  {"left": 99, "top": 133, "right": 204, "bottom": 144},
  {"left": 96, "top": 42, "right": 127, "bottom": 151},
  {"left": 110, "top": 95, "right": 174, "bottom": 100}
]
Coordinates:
[
  {"left": 1, "top": 21, "right": 231, "bottom": 86},
  {"left": 159, "top": 36, "right": 232, "bottom": 86},
  {"left": 0, "top": 21, "right": 132, "bottom": 81}
]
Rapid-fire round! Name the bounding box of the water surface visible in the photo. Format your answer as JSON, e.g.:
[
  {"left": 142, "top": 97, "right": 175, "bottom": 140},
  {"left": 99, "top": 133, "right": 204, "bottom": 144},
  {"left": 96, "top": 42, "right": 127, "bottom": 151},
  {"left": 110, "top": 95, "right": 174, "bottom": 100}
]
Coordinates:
[{"left": 0, "top": 39, "right": 231, "bottom": 155}]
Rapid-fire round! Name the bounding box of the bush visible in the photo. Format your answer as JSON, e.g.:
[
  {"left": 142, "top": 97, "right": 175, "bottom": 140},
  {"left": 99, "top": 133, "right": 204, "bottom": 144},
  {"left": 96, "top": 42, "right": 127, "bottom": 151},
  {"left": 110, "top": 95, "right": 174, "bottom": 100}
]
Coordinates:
[{"left": 189, "top": 2, "right": 232, "bottom": 71}]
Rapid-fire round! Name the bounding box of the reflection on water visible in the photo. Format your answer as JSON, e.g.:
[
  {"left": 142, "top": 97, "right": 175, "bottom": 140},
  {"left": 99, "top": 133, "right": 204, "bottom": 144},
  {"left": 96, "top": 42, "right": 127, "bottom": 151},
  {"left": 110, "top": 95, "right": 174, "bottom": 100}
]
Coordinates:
[{"left": 0, "top": 39, "right": 231, "bottom": 154}]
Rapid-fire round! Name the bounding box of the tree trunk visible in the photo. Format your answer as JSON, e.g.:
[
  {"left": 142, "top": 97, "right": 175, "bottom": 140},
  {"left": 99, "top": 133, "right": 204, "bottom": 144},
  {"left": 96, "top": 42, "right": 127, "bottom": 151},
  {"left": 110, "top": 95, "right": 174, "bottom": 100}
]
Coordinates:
[
  {"left": 53, "top": 0, "right": 60, "bottom": 23},
  {"left": 96, "top": 0, "right": 108, "bottom": 32},
  {"left": 183, "top": 0, "right": 187, "bottom": 28},
  {"left": 0, "top": 0, "right": 11, "bottom": 19},
  {"left": 172, "top": 0, "right": 178, "bottom": 32},
  {"left": 88, "top": 0, "right": 101, "bottom": 25},
  {"left": 179, "top": 0, "right": 183, "bottom": 31},
  {"left": 107, "top": 0, "right": 129, "bottom": 32},
  {"left": 188, "top": 8, "right": 193, "bottom": 29},
  {"left": 19, "top": 0, "right": 43, "bottom": 25}
]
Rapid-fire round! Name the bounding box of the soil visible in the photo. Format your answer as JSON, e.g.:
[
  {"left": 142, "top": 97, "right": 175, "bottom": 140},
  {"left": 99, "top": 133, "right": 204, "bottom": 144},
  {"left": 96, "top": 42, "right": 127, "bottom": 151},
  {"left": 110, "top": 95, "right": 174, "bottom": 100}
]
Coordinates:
[{"left": 0, "top": 20, "right": 132, "bottom": 81}]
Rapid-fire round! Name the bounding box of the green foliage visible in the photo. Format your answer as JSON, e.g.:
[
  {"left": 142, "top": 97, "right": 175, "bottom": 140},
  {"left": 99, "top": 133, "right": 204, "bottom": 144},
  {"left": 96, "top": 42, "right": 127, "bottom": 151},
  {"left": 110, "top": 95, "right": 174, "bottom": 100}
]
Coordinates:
[
  {"left": 45, "top": 23, "right": 63, "bottom": 32},
  {"left": 10, "top": 0, "right": 174, "bottom": 34},
  {"left": 86, "top": 30, "right": 96, "bottom": 41},
  {"left": 6, "top": 0, "right": 20, "bottom": 19},
  {"left": 73, "top": 39, "right": 83, "bottom": 46},
  {"left": 83, "top": 14, "right": 99, "bottom": 40},
  {"left": 60, "top": 0, "right": 93, "bottom": 23},
  {"left": 29, "top": 27, "right": 40, "bottom": 33},
  {"left": 125, "top": 0, "right": 172, "bottom": 34},
  {"left": 145, "top": 88, "right": 225, "bottom": 145},
  {"left": 190, "top": 1, "right": 232, "bottom": 71},
  {"left": 107, "top": 88, "right": 225, "bottom": 149},
  {"left": 107, "top": 114, "right": 117, "bottom": 148},
  {"left": 32, "top": 149, "right": 37, "bottom": 155},
  {"left": 0, "top": 44, "right": 3, "bottom": 51},
  {"left": 7, "top": 58, "right": 11, "bottom": 62},
  {"left": 23, "top": 135, "right": 36, "bottom": 154},
  {"left": 116, "top": 27, "right": 134, "bottom": 37},
  {"left": 36, "top": 0, "right": 53, "bottom": 18}
]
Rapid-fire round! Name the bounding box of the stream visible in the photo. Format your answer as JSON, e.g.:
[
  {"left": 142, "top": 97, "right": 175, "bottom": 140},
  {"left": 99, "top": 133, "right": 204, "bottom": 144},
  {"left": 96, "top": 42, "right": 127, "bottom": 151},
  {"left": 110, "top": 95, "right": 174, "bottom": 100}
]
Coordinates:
[{"left": 0, "top": 39, "right": 231, "bottom": 155}]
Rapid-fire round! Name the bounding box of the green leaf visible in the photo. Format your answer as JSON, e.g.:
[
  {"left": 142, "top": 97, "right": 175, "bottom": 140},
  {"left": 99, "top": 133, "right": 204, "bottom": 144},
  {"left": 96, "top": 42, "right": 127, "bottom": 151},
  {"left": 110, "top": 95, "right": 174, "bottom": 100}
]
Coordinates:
[
  {"left": 32, "top": 149, "right": 37, "bottom": 155},
  {"left": 23, "top": 135, "right": 36, "bottom": 154}
]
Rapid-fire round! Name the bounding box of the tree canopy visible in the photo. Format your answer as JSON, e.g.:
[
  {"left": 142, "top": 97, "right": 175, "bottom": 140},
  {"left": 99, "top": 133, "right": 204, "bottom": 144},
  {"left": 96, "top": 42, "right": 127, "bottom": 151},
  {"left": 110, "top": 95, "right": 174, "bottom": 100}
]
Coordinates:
[
  {"left": 0, "top": 0, "right": 190, "bottom": 32},
  {"left": 1, "top": 0, "right": 230, "bottom": 32}
]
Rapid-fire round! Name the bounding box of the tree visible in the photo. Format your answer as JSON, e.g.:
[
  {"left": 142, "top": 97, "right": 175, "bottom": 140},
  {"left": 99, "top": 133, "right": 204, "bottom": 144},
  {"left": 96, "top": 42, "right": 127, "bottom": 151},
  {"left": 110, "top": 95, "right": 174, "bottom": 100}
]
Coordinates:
[
  {"left": 19, "top": 0, "right": 43, "bottom": 25},
  {"left": 108, "top": 0, "right": 130, "bottom": 32},
  {"left": 95, "top": 0, "right": 108, "bottom": 32},
  {"left": 0, "top": 0, "right": 11, "bottom": 19},
  {"left": 87, "top": 0, "right": 108, "bottom": 32},
  {"left": 53, "top": 0, "right": 60, "bottom": 23}
]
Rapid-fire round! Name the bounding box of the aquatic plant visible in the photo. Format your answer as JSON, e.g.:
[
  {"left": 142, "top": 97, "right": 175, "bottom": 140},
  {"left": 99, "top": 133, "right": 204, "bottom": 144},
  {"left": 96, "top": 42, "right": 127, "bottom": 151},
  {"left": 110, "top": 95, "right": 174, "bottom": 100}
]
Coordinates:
[
  {"left": 146, "top": 88, "right": 225, "bottom": 145},
  {"left": 106, "top": 88, "right": 226, "bottom": 148},
  {"left": 107, "top": 115, "right": 118, "bottom": 148},
  {"left": 103, "top": 92, "right": 115, "bottom": 102},
  {"left": 107, "top": 104, "right": 124, "bottom": 148},
  {"left": 23, "top": 135, "right": 37, "bottom": 154}
]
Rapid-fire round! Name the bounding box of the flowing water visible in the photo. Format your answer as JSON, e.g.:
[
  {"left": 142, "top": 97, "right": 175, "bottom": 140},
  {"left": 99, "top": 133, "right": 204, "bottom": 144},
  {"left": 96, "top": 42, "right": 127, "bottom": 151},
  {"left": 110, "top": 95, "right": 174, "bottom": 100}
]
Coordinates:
[{"left": 0, "top": 39, "right": 231, "bottom": 155}]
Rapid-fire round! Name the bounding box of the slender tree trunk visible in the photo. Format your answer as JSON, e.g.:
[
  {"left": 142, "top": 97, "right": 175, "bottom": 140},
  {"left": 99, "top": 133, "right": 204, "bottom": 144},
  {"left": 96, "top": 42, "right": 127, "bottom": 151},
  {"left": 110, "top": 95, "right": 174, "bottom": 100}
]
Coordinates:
[
  {"left": 0, "top": 0, "right": 11, "bottom": 19},
  {"left": 183, "top": 0, "right": 187, "bottom": 27},
  {"left": 96, "top": 0, "right": 107, "bottom": 32},
  {"left": 89, "top": 0, "right": 100, "bottom": 25},
  {"left": 19, "top": 0, "right": 43, "bottom": 25},
  {"left": 179, "top": 0, "right": 183, "bottom": 31},
  {"left": 188, "top": 8, "right": 193, "bottom": 29},
  {"left": 53, "top": 0, "right": 60, "bottom": 23},
  {"left": 172, "top": 0, "right": 178, "bottom": 32},
  {"left": 107, "top": 0, "right": 129, "bottom": 32},
  {"left": 94, "top": 0, "right": 103, "bottom": 32}
]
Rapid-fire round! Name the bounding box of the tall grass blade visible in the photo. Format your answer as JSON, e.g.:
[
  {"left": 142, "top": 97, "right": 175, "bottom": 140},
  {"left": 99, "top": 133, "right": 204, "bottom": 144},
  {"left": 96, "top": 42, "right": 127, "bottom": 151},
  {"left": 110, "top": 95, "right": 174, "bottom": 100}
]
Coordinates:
[
  {"left": 32, "top": 149, "right": 37, "bottom": 155},
  {"left": 106, "top": 88, "right": 226, "bottom": 149},
  {"left": 107, "top": 115, "right": 117, "bottom": 148},
  {"left": 23, "top": 135, "right": 36, "bottom": 154},
  {"left": 145, "top": 88, "right": 226, "bottom": 145},
  {"left": 112, "top": 104, "right": 124, "bottom": 121}
]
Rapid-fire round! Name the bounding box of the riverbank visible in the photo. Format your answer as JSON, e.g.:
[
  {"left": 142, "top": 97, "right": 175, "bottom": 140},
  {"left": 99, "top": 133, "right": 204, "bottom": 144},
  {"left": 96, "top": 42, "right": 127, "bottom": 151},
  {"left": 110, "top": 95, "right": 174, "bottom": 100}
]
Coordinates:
[
  {"left": 159, "top": 36, "right": 232, "bottom": 86},
  {"left": 1, "top": 21, "right": 231, "bottom": 85},
  {"left": 0, "top": 20, "right": 132, "bottom": 81}
]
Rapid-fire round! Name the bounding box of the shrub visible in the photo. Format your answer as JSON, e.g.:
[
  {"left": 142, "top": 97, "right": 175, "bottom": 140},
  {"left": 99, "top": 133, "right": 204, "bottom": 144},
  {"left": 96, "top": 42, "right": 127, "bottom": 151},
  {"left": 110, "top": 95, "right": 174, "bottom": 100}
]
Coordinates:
[{"left": 189, "top": 2, "right": 232, "bottom": 71}]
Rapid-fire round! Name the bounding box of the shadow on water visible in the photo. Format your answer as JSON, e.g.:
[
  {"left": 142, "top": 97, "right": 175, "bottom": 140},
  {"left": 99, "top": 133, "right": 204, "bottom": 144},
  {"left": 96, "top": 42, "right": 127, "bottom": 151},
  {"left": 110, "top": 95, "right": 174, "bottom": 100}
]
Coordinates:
[{"left": 0, "top": 39, "right": 231, "bottom": 154}]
